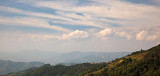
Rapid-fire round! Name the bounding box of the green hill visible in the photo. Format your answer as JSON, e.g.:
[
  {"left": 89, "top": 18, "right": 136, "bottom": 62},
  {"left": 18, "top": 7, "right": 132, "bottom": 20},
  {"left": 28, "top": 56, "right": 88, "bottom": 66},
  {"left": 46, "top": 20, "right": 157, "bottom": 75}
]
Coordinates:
[
  {"left": 0, "top": 60, "right": 44, "bottom": 75},
  {"left": 85, "top": 44, "right": 160, "bottom": 76},
  {"left": 4, "top": 63, "right": 107, "bottom": 76},
  {"left": 4, "top": 44, "right": 160, "bottom": 76}
]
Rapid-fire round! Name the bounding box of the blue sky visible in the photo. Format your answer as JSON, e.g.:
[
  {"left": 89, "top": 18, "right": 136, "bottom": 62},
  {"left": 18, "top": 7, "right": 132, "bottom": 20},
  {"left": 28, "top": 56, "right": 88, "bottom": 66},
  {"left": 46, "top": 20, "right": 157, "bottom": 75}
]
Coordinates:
[{"left": 0, "top": 0, "right": 160, "bottom": 52}]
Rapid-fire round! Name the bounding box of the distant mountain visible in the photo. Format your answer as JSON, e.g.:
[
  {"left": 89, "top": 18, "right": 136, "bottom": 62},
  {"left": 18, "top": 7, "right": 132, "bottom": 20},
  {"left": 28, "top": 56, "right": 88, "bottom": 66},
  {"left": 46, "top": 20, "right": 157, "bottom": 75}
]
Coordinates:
[
  {"left": 49, "top": 52, "right": 130, "bottom": 65},
  {"left": 0, "top": 51, "right": 61, "bottom": 64},
  {"left": 72, "top": 52, "right": 129, "bottom": 63},
  {"left": 0, "top": 51, "right": 130, "bottom": 65},
  {"left": 0, "top": 60, "right": 44, "bottom": 75},
  {"left": 5, "top": 44, "right": 160, "bottom": 76}
]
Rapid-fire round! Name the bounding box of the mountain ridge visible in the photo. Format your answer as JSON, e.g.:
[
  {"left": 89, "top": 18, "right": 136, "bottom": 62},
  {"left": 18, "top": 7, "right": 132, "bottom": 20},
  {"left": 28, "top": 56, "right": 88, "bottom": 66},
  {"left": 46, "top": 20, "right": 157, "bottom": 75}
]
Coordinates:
[
  {"left": 85, "top": 44, "right": 160, "bottom": 76},
  {"left": 0, "top": 51, "right": 130, "bottom": 65},
  {"left": 0, "top": 60, "right": 44, "bottom": 75},
  {"left": 3, "top": 44, "right": 160, "bottom": 76}
]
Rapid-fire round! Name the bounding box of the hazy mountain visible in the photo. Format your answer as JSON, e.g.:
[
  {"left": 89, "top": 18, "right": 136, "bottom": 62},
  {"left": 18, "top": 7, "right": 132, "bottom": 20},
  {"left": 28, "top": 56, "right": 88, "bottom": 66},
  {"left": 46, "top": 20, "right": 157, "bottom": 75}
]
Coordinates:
[
  {"left": 0, "top": 60, "right": 44, "bottom": 74},
  {"left": 4, "top": 44, "right": 160, "bottom": 76},
  {"left": 54, "top": 52, "right": 130, "bottom": 64},
  {"left": 0, "top": 51, "right": 130, "bottom": 65},
  {"left": 0, "top": 50, "right": 61, "bottom": 64}
]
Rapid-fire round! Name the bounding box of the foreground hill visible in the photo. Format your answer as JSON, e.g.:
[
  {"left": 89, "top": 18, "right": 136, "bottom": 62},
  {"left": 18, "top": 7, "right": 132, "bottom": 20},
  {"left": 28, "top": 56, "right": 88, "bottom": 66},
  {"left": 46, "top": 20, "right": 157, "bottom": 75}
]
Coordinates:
[
  {"left": 85, "top": 44, "right": 160, "bottom": 76},
  {"left": 0, "top": 60, "right": 44, "bottom": 75},
  {"left": 4, "top": 44, "right": 160, "bottom": 76}
]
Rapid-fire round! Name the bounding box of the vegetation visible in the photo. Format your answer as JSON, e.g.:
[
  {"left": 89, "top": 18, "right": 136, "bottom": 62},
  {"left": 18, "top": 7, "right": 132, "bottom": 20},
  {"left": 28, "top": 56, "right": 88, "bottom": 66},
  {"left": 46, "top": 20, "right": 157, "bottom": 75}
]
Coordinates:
[
  {"left": 0, "top": 60, "right": 44, "bottom": 75},
  {"left": 85, "top": 44, "right": 160, "bottom": 76},
  {"left": 2, "top": 44, "right": 160, "bottom": 76},
  {"left": 4, "top": 63, "right": 107, "bottom": 76}
]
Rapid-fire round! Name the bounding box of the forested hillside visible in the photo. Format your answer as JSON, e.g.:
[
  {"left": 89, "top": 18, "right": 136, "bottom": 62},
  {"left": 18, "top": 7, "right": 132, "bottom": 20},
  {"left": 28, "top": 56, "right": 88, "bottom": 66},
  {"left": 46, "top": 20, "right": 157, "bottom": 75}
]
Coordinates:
[
  {"left": 0, "top": 60, "right": 44, "bottom": 75},
  {"left": 3, "top": 44, "right": 160, "bottom": 76},
  {"left": 85, "top": 44, "right": 160, "bottom": 76},
  {"left": 4, "top": 63, "right": 107, "bottom": 76}
]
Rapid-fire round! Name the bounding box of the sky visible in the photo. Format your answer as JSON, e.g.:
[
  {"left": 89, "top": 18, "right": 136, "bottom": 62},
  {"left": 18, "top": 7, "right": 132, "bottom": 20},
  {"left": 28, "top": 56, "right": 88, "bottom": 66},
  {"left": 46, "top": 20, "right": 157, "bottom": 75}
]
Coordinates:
[{"left": 0, "top": 0, "right": 160, "bottom": 52}]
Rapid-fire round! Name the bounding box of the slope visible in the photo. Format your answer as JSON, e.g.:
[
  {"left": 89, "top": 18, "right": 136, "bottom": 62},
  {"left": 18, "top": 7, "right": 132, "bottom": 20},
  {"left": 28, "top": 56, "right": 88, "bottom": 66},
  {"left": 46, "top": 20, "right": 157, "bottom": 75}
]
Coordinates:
[
  {"left": 0, "top": 60, "right": 44, "bottom": 75},
  {"left": 5, "top": 63, "right": 107, "bottom": 76},
  {"left": 85, "top": 44, "right": 160, "bottom": 76}
]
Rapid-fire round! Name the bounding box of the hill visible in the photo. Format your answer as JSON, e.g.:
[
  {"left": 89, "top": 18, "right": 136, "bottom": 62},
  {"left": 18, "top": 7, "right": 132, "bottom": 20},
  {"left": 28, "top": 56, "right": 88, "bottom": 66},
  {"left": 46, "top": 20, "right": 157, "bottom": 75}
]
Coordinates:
[
  {"left": 85, "top": 44, "right": 160, "bottom": 76},
  {"left": 3, "top": 63, "right": 107, "bottom": 76},
  {"left": 0, "top": 60, "right": 44, "bottom": 75},
  {"left": 4, "top": 44, "right": 160, "bottom": 76}
]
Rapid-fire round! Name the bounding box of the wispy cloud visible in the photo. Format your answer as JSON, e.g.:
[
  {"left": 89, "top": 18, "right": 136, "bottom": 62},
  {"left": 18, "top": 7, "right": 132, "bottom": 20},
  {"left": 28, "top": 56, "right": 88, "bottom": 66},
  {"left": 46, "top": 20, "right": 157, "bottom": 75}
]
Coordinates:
[
  {"left": 0, "top": 6, "right": 105, "bottom": 28},
  {"left": 0, "top": 6, "right": 71, "bottom": 22},
  {"left": 33, "top": 0, "right": 160, "bottom": 19},
  {"left": 0, "top": 16, "right": 71, "bottom": 32},
  {"left": 0, "top": 30, "right": 89, "bottom": 42},
  {"left": 0, "top": 0, "right": 160, "bottom": 52},
  {"left": 18, "top": 0, "right": 160, "bottom": 35}
]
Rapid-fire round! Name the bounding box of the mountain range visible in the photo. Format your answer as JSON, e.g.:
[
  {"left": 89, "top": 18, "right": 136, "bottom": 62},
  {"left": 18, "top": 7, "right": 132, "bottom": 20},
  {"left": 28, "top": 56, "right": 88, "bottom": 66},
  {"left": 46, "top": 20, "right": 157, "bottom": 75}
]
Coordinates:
[
  {"left": 3, "top": 44, "right": 160, "bottom": 76},
  {"left": 0, "top": 60, "right": 44, "bottom": 75},
  {"left": 0, "top": 51, "right": 129, "bottom": 65}
]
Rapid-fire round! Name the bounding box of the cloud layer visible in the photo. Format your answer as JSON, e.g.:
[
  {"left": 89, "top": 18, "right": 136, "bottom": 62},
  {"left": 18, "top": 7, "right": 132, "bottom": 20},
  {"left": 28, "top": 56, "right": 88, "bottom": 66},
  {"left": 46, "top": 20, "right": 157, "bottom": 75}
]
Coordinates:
[{"left": 0, "top": 0, "right": 160, "bottom": 52}]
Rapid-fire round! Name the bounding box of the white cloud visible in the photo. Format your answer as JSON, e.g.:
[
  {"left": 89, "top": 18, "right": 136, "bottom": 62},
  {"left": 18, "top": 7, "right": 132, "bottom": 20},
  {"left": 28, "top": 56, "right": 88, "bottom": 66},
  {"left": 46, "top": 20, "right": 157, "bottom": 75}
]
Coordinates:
[
  {"left": 115, "top": 31, "right": 132, "bottom": 40},
  {"left": 0, "top": 30, "right": 89, "bottom": 42},
  {"left": 97, "top": 28, "right": 112, "bottom": 38},
  {"left": 61, "top": 30, "right": 88, "bottom": 39},
  {"left": 31, "top": 30, "right": 89, "bottom": 40},
  {"left": 96, "top": 28, "right": 133, "bottom": 40},
  {"left": 136, "top": 30, "right": 159, "bottom": 40},
  {"left": 146, "top": 35, "right": 159, "bottom": 40},
  {"left": 136, "top": 31, "right": 148, "bottom": 40}
]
